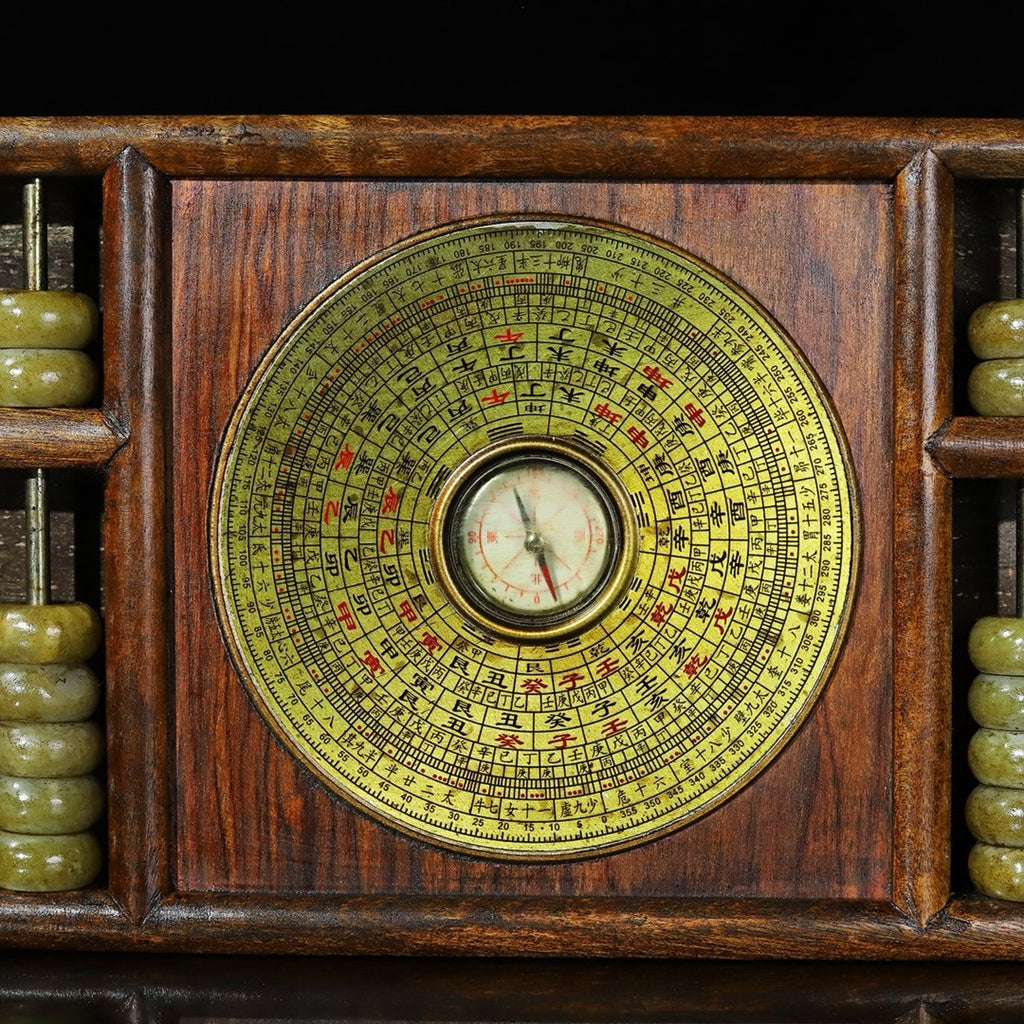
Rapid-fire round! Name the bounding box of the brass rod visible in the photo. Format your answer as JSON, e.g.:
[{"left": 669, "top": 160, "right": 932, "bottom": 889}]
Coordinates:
[
  {"left": 21, "top": 179, "right": 50, "bottom": 605},
  {"left": 22, "top": 178, "right": 45, "bottom": 291},
  {"left": 25, "top": 470, "right": 48, "bottom": 606}
]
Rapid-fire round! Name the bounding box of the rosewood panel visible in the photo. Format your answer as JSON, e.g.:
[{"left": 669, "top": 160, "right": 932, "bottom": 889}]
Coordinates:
[{"left": 169, "top": 178, "right": 894, "bottom": 898}]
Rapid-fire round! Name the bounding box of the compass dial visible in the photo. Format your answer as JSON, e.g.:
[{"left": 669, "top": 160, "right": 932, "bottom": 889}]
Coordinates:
[
  {"left": 430, "top": 437, "right": 637, "bottom": 641},
  {"left": 210, "top": 216, "right": 860, "bottom": 860}
]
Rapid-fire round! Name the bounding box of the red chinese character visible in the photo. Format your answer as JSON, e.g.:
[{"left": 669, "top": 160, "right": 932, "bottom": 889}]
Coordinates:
[
  {"left": 336, "top": 600, "right": 357, "bottom": 631},
  {"left": 713, "top": 606, "right": 734, "bottom": 635},
  {"left": 667, "top": 567, "right": 687, "bottom": 591},
  {"left": 334, "top": 443, "right": 355, "bottom": 471},
  {"left": 480, "top": 388, "right": 511, "bottom": 405},
  {"left": 497, "top": 733, "right": 525, "bottom": 748},
  {"left": 593, "top": 402, "right": 621, "bottom": 423},
  {"left": 522, "top": 678, "right": 547, "bottom": 693},
  {"left": 559, "top": 671, "right": 584, "bottom": 690},
  {"left": 548, "top": 733, "right": 577, "bottom": 749},
  {"left": 397, "top": 600, "right": 417, "bottom": 624},
  {"left": 494, "top": 328, "right": 524, "bottom": 344},
  {"left": 627, "top": 426, "right": 649, "bottom": 449},
  {"left": 642, "top": 365, "right": 673, "bottom": 388},
  {"left": 683, "top": 653, "right": 707, "bottom": 677},
  {"left": 651, "top": 602, "right": 675, "bottom": 625},
  {"left": 601, "top": 718, "right": 629, "bottom": 736},
  {"left": 684, "top": 402, "right": 706, "bottom": 427},
  {"left": 323, "top": 500, "right": 340, "bottom": 525},
  {"left": 362, "top": 650, "right": 385, "bottom": 675},
  {"left": 379, "top": 528, "right": 395, "bottom": 554},
  {"left": 420, "top": 632, "right": 442, "bottom": 654},
  {"left": 596, "top": 657, "right": 619, "bottom": 677},
  {"left": 380, "top": 486, "right": 401, "bottom": 514}
]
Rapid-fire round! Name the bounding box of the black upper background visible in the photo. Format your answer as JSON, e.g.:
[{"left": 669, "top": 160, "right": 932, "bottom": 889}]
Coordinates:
[{"left": 7, "top": 2, "right": 1023, "bottom": 119}]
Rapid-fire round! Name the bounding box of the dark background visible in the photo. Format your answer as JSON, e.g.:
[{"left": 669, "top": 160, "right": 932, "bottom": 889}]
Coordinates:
[{"left": 7, "top": 2, "right": 1023, "bottom": 119}]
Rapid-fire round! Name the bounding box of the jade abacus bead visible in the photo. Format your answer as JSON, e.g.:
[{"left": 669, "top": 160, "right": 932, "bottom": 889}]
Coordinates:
[
  {"left": 968, "top": 617, "right": 1024, "bottom": 675},
  {"left": 0, "top": 722, "right": 104, "bottom": 778},
  {"left": 968, "top": 299, "right": 1024, "bottom": 359},
  {"left": 969, "top": 842, "right": 1024, "bottom": 901},
  {"left": 969, "top": 673, "right": 1024, "bottom": 731},
  {"left": 967, "top": 359, "right": 1024, "bottom": 416},
  {"left": 0, "top": 828, "right": 101, "bottom": 891},
  {"left": 0, "top": 774, "right": 104, "bottom": 834},
  {"left": 966, "top": 784, "right": 1024, "bottom": 847},
  {"left": 0, "top": 662, "right": 100, "bottom": 722},
  {"left": 0, "top": 348, "right": 97, "bottom": 408},
  {"left": 0, "top": 291, "right": 98, "bottom": 349},
  {"left": 0, "top": 603, "right": 101, "bottom": 664},
  {"left": 968, "top": 727, "right": 1024, "bottom": 788}
]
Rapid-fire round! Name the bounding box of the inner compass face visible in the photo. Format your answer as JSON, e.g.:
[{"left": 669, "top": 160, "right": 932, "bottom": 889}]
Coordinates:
[{"left": 210, "top": 216, "right": 860, "bottom": 860}]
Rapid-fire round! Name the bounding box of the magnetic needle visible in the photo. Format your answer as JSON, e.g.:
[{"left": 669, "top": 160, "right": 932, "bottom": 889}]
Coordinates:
[
  {"left": 210, "top": 215, "right": 859, "bottom": 861},
  {"left": 429, "top": 437, "right": 638, "bottom": 643}
]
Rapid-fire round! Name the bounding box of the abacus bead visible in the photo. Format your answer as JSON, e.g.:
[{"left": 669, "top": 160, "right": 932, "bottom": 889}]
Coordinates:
[
  {"left": 968, "top": 299, "right": 1024, "bottom": 359},
  {"left": 967, "top": 359, "right": 1024, "bottom": 416},
  {"left": 0, "top": 348, "right": 97, "bottom": 408},
  {"left": 968, "top": 728, "right": 1024, "bottom": 788},
  {"left": 0, "top": 604, "right": 101, "bottom": 664},
  {"left": 0, "top": 663, "right": 100, "bottom": 722},
  {"left": 0, "top": 722, "right": 104, "bottom": 778},
  {"left": 0, "top": 828, "right": 101, "bottom": 891},
  {"left": 0, "top": 774, "right": 104, "bottom": 834},
  {"left": 968, "top": 617, "right": 1024, "bottom": 675},
  {"left": 969, "top": 842, "right": 1024, "bottom": 901},
  {"left": 0, "top": 291, "right": 98, "bottom": 350},
  {"left": 969, "top": 673, "right": 1024, "bottom": 730},
  {"left": 966, "top": 784, "right": 1024, "bottom": 847}
]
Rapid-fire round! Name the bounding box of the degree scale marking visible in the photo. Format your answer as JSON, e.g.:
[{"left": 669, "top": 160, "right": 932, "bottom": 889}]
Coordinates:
[{"left": 212, "top": 218, "right": 858, "bottom": 860}]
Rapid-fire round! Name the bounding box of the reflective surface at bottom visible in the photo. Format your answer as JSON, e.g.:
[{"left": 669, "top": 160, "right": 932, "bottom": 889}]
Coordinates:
[{"left": 2, "top": 953, "right": 1024, "bottom": 1022}]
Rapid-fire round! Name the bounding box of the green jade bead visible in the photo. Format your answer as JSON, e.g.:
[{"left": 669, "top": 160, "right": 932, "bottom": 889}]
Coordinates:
[
  {"left": 0, "top": 348, "right": 97, "bottom": 408},
  {"left": 0, "top": 774, "right": 104, "bottom": 834},
  {"left": 0, "top": 662, "right": 100, "bottom": 722},
  {"left": 0, "top": 828, "right": 101, "bottom": 891},
  {"left": 0, "top": 722, "right": 104, "bottom": 778},
  {"left": 969, "top": 673, "right": 1024, "bottom": 731},
  {"left": 0, "top": 290, "right": 98, "bottom": 349},
  {"left": 968, "top": 299, "right": 1024, "bottom": 359},
  {"left": 969, "top": 842, "right": 1024, "bottom": 902},
  {"left": 968, "top": 617, "right": 1024, "bottom": 675},
  {"left": 966, "top": 784, "right": 1024, "bottom": 847},
  {"left": 0, "top": 603, "right": 101, "bottom": 665},
  {"left": 967, "top": 359, "right": 1024, "bottom": 416},
  {"left": 968, "top": 728, "right": 1024, "bottom": 789}
]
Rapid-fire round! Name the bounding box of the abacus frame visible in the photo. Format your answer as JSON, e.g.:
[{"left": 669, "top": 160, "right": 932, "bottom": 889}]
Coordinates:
[{"left": 0, "top": 115, "right": 1020, "bottom": 958}]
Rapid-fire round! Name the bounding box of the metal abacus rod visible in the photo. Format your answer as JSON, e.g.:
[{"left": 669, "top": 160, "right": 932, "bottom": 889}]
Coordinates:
[{"left": 0, "top": 179, "right": 105, "bottom": 891}]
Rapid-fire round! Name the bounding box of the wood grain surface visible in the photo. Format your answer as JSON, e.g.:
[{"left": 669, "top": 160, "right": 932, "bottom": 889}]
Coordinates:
[
  {"left": 5, "top": 116, "right": 1024, "bottom": 957},
  {"left": 169, "top": 178, "right": 893, "bottom": 898}
]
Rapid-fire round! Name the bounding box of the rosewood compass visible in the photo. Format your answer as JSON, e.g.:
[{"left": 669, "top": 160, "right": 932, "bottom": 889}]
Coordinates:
[{"left": 210, "top": 215, "right": 860, "bottom": 860}]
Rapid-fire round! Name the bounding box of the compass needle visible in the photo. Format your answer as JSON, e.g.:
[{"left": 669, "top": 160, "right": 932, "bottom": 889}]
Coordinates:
[{"left": 212, "top": 217, "right": 859, "bottom": 860}]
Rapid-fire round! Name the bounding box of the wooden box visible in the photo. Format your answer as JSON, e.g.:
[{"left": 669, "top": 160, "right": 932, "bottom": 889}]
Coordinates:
[{"left": 0, "top": 116, "right": 1022, "bottom": 957}]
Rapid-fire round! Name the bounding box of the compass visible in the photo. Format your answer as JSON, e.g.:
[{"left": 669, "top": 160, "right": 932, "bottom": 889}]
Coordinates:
[
  {"left": 429, "top": 436, "right": 637, "bottom": 643},
  {"left": 210, "top": 215, "right": 860, "bottom": 861}
]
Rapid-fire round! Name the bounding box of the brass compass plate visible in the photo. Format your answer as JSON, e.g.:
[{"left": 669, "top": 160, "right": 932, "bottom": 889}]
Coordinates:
[{"left": 210, "top": 216, "right": 859, "bottom": 861}]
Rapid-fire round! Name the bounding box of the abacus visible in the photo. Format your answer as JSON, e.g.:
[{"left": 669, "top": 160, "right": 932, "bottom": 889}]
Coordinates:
[{"left": 1, "top": 116, "right": 1024, "bottom": 958}]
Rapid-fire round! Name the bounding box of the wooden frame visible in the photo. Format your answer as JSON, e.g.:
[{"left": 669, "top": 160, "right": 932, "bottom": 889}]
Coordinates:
[{"left": 0, "top": 116, "right": 1022, "bottom": 956}]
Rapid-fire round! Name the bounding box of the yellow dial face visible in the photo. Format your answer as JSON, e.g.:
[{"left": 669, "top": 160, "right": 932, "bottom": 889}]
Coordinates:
[{"left": 210, "top": 216, "right": 859, "bottom": 860}]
